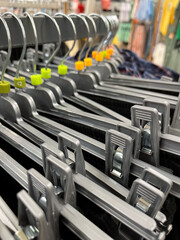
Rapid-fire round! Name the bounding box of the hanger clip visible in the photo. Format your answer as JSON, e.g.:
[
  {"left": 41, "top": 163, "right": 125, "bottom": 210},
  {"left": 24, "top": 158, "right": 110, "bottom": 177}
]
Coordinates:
[
  {"left": 105, "top": 129, "right": 133, "bottom": 187},
  {"left": 131, "top": 105, "right": 160, "bottom": 167}
]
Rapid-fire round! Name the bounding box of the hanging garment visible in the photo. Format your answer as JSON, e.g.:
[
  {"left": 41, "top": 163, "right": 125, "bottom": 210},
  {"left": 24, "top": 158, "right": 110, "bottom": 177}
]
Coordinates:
[
  {"left": 118, "top": 23, "right": 132, "bottom": 43},
  {"left": 164, "top": 2, "right": 180, "bottom": 72},
  {"left": 119, "top": 2, "right": 132, "bottom": 22},
  {"left": 160, "top": 0, "right": 179, "bottom": 36},
  {"left": 152, "top": 43, "right": 166, "bottom": 66},
  {"left": 136, "top": 0, "right": 154, "bottom": 22},
  {"left": 131, "top": 0, "right": 140, "bottom": 20},
  {"left": 132, "top": 24, "right": 146, "bottom": 58},
  {"left": 115, "top": 48, "right": 179, "bottom": 81}
]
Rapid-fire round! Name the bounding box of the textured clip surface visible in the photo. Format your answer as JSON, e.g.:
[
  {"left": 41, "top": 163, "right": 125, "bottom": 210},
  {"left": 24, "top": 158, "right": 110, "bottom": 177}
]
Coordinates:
[
  {"left": 14, "top": 77, "right": 26, "bottom": 89},
  {"left": 92, "top": 51, "right": 97, "bottom": 59},
  {"left": 58, "top": 64, "right": 68, "bottom": 75},
  {"left": 84, "top": 58, "right": 92, "bottom": 67},
  {"left": 103, "top": 51, "right": 107, "bottom": 58},
  {"left": 96, "top": 52, "right": 104, "bottom": 62},
  {"left": 106, "top": 53, "right": 111, "bottom": 60},
  {"left": 31, "top": 74, "right": 43, "bottom": 86},
  {"left": 0, "top": 81, "right": 10, "bottom": 94},
  {"left": 75, "top": 61, "right": 84, "bottom": 71},
  {"left": 41, "top": 68, "right": 51, "bottom": 79},
  {"left": 105, "top": 129, "right": 133, "bottom": 187},
  {"left": 107, "top": 48, "right": 113, "bottom": 55}
]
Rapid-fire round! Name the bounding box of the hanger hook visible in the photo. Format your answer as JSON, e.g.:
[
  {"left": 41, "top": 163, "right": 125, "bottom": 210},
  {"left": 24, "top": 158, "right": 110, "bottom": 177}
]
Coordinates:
[
  {"left": 89, "top": 14, "right": 109, "bottom": 52},
  {"left": 0, "top": 15, "right": 12, "bottom": 82},
  {"left": 104, "top": 16, "right": 113, "bottom": 48},
  {"left": 80, "top": 14, "right": 97, "bottom": 58},
  {"left": 2, "top": 12, "right": 26, "bottom": 79},
  {"left": 24, "top": 12, "right": 38, "bottom": 74},
  {"left": 54, "top": 12, "right": 77, "bottom": 65},
  {"left": 34, "top": 12, "right": 61, "bottom": 70},
  {"left": 69, "top": 13, "right": 90, "bottom": 61},
  {"left": 98, "top": 15, "right": 110, "bottom": 51},
  {"left": 107, "top": 16, "right": 118, "bottom": 46}
]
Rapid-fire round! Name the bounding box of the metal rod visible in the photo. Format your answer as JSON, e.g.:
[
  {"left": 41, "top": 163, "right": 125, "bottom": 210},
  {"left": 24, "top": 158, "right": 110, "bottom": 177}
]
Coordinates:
[
  {"left": 69, "top": 13, "right": 90, "bottom": 61},
  {"left": 24, "top": 12, "right": 38, "bottom": 74},
  {"left": 2, "top": 12, "right": 26, "bottom": 79},
  {"left": 34, "top": 12, "right": 61, "bottom": 70},
  {"left": 0, "top": 15, "right": 12, "bottom": 82},
  {"left": 54, "top": 13, "right": 77, "bottom": 65}
]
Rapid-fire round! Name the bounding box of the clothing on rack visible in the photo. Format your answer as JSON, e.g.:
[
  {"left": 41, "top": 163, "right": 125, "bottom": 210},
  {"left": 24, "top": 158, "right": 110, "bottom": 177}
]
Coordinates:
[
  {"left": 132, "top": 24, "right": 146, "bottom": 58},
  {"left": 160, "top": 0, "right": 179, "bottom": 36},
  {"left": 116, "top": 48, "right": 179, "bottom": 81},
  {"left": 118, "top": 23, "right": 132, "bottom": 43}
]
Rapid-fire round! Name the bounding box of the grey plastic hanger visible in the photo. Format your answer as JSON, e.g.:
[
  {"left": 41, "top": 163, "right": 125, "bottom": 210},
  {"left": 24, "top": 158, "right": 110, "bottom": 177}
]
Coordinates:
[
  {"left": 0, "top": 119, "right": 170, "bottom": 235},
  {"left": 0, "top": 192, "right": 51, "bottom": 240},
  {"left": 47, "top": 16, "right": 176, "bottom": 110},
  {"left": 2, "top": 14, "right": 127, "bottom": 133},
  {"left": 69, "top": 13, "right": 90, "bottom": 61},
  {"left": 24, "top": 12, "right": 38, "bottom": 74},
  {"left": 4, "top": 13, "right": 128, "bottom": 132},
  {"left": 79, "top": 14, "right": 97, "bottom": 59},
  {"left": 0, "top": 15, "right": 11, "bottom": 83},
  {"left": 29, "top": 16, "right": 178, "bottom": 119},
  {"left": 5, "top": 74, "right": 180, "bottom": 200},
  {"left": 0, "top": 149, "right": 168, "bottom": 240},
  {"left": 0, "top": 118, "right": 126, "bottom": 200},
  {"left": 2, "top": 12, "right": 26, "bottom": 79},
  {"left": 3, "top": 14, "right": 179, "bottom": 188},
  {"left": 0, "top": 220, "right": 15, "bottom": 240},
  {"left": 34, "top": 12, "right": 61, "bottom": 71},
  {"left": 0, "top": 13, "right": 58, "bottom": 148},
  {"left": 0, "top": 150, "right": 113, "bottom": 240},
  {"left": 1, "top": 14, "right": 179, "bottom": 199},
  {"left": 54, "top": 12, "right": 77, "bottom": 66},
  {"left": 48, "top": 15, "right": 129, "bottom": 121}
]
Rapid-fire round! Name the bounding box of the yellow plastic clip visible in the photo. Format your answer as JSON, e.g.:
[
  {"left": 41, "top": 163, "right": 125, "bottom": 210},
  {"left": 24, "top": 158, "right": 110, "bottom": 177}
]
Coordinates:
[
  {"left": 31, "top": 74, "right": 43, "bottom": 86},
  {"left": 92, "top": 51, "right": 97, "bottom": 59},
  {"left": 58, "top": 65, "right": 68, "bottom": 75},
  {"left": 96, "top": 52, "right": 104, "bottom": 62},
  {"left": 103, "top": 51, "right": 107, "bottom": 58},
  {"left": 0, "top": 81, "right": 10, "bottom": 94},
  {"left": 14, "top": 77, "right": 26, "bottom": 89},
  {"left": 84, "top": 58, "right": 92, "bottom": 67},
  {"left": 41, "top": 68, "right": 51, "bottom": 79},
  {"left": 75, "top": 61, "right": 84, "bottom": 71}
]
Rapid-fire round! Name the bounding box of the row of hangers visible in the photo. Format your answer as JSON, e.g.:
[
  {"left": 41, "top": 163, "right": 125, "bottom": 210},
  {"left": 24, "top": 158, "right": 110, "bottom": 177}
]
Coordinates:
[{"left": 0, "top": 11, "right": 180, "bottom": 240}]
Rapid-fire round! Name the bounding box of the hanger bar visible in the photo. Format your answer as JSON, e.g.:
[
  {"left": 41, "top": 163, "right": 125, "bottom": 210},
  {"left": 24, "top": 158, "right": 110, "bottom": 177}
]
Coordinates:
[
  {"left": 90, "top": 15, "right": 108, "bottom": 36},
  {"left": 110, "top": 74, "right": 180, "bottom": 93},
  {"left": 0, "top": 14, "right": 103, "bottom": 49}
]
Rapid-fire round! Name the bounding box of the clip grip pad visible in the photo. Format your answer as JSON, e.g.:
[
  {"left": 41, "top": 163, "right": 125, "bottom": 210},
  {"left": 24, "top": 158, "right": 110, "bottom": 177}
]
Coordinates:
[
  {"left": 45, "top": 155, "right": 76, "bottom": 206},
  {"left": 127, "top": 179, "right": 165, "bottom": 218},
  {"left": 58, "top": 132, "right": 85, "bottom": 176},
  {"left": 131, "top": 105, "right": 160, "bottom": 167},
  {"left": 17, "top": 190, "right": 49, "bottom": 240},
  {"left": 105, "top": 129, "right": 133, "bottom": 187}
]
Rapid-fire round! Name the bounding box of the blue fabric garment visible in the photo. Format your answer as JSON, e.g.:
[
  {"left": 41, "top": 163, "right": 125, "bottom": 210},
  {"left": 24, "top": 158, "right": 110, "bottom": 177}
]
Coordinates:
[
  {"left": 136, "top": 0, "right": 153, "bottom": 22},
  {"left": 115, "top": 48, "right": 179, "bottom": 81}
]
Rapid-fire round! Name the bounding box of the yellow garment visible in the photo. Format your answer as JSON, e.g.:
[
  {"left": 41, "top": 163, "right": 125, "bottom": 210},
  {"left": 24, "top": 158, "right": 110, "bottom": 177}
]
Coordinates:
[
  {"left": 170, "top": 0, "right": 179, "bottom": 24},
  {"left": 160, "top": 0, "right": 179, "bottom": 36}
]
